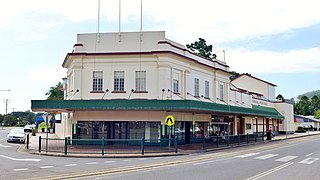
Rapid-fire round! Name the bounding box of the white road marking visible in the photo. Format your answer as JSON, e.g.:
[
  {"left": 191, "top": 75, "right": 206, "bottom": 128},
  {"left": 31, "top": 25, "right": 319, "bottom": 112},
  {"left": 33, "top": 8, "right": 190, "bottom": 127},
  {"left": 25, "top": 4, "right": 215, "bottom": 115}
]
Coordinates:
[
  {"left": 64, "top": 164, "right": 77, "bottom": 167},
  {"left": 151, "top": 157, "right": 162, "bottom": 160},
  {"left": 13, "top": 168, "right": 29, "bottom": 171},
  {"left": 138, "top": 158, "right": 147, "bottom": 161},
  {"left": 40, "top": 166, "right": 54, "bottom": 169},
  {"left": 306, "top": 153, "right": 314, "bottom": 157},
  {"left": 275, "top": 156, "right": 298, "bottom": 162},
  {"left": 105, "top": 161, "right": 115, "bottom": 163},
  {"left": 123, "top": 159, "right": 131, "bottom": 162},
  {"left": 236, "top": 153, "right": 260, "bottom": 158},
  {"left": 254, "top": 154, "right": 278, "bottom": 160},
  {"left": 247, "top": 162, "right": 294, "bottom": 180},
  {"left": 0, "top": 144, "right": 11, "bottom": 148},
  {"left": 298, "top": 157, "right": 319, "bottom": 165},
  {"left": 0, "top": 154, "right": 41, "bottom": 162},
  {"left": 193, "top": 157, "right": 235, "bottom": 166},
  {"left": 86, "top": 162, "right": 97, "bottom": 165}
]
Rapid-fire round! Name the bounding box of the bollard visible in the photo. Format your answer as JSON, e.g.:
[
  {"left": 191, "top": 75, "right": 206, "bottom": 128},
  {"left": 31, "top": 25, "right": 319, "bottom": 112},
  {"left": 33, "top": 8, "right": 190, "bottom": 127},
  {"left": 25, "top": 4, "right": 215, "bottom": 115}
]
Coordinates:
[
  {"left": 175, "top": 137, "right": 178, "bottom": 153},
  {"left": 227, "top": 133, "right": 230, "bottom": 146},
  {"left": 101, "top": 137, "right": 105, "bottom": 156},
  {"left": 202, "top": 137, "right": 205, "bottom": 150},
  {"left": 255, "top": 133, "right": 257, "bottom": 142},
  {"left": 38, "top": 136, "right": 41, "bottom": 153},
  {"left": 26, "top": 134, "right": 29, "bottom": 149},
  {"left": 64, "top": 137, "right": 68, "bottom": 155},
  {"left": 216, "top": 135, "right": 220, "bottom": 148},
  {"left": 141, "top": 138, "right": 145, "bottom": 155}
]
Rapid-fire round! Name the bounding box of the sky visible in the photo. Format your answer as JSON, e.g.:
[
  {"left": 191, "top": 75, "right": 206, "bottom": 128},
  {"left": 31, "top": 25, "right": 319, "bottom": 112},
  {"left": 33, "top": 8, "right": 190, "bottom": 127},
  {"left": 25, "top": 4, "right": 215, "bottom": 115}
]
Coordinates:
[{"left": 0, "top": 0, "right": 319, "bottom": 114}]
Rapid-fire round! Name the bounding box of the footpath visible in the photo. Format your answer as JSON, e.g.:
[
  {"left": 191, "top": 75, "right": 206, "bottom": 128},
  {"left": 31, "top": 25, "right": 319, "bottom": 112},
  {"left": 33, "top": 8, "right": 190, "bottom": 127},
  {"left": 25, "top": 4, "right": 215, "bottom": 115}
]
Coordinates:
[{"left": 23, "top": 131, "right": 320, "bottom": 158}]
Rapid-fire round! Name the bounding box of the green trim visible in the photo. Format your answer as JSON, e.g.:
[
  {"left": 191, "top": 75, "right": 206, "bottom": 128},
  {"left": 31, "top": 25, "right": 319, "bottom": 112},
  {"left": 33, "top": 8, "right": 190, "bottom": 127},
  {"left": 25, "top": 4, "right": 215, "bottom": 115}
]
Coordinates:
[{"left": 31, "top": 99, "right": 284, "bottom": 119}]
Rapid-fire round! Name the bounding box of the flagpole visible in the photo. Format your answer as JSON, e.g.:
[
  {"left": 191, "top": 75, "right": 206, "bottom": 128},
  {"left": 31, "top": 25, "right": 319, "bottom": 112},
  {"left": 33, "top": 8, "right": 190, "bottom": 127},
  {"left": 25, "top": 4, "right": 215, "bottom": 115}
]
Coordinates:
[
  {"left": 140, "top": 0, "right": 143, "bottom": 32},
  {"left": 119, "top": 0, "right": 121, "bottom": 33}
]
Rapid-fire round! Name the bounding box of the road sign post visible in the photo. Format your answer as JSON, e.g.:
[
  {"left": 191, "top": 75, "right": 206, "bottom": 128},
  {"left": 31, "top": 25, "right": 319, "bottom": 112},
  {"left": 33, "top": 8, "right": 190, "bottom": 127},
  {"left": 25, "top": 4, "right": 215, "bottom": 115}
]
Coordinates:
[{"left": 165, "top": 115, "right": 175, "bottom": 152}]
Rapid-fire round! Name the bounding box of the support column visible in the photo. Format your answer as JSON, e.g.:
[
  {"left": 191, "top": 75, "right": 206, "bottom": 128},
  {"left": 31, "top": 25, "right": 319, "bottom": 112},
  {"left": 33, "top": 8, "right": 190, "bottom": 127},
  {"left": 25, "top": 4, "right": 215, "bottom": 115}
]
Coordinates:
[{"left": 234, "top": 116, "right": 238, "bottom": 135}]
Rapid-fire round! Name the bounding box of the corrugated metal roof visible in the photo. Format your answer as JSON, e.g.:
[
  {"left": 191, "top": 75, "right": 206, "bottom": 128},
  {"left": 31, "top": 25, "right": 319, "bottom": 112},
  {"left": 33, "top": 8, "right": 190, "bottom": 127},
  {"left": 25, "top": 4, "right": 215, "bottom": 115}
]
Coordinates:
[{"left": 31, "top": 99, "right": 284, "bottom": 119}]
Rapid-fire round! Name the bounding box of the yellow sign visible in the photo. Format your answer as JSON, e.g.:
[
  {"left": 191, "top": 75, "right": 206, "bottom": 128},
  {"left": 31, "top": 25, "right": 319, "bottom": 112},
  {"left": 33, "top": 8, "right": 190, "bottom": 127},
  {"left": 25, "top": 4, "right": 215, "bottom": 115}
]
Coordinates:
[{"left": 165, "top": 115, "right": 175, "bottom": 126}]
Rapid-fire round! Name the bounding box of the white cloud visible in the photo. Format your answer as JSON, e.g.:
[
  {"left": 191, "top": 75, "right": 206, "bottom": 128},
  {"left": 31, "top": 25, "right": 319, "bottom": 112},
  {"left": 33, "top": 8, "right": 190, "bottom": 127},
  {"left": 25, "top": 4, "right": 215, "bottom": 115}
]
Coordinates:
[
  {"left": 28, "top": 67, "right": 67, "bottom": 83},
  {"left": 225, "top": 47, "right": 320, "bottom": 74},
  {"left": 1, "top": 0, "right": 320, "bottom": 43}
]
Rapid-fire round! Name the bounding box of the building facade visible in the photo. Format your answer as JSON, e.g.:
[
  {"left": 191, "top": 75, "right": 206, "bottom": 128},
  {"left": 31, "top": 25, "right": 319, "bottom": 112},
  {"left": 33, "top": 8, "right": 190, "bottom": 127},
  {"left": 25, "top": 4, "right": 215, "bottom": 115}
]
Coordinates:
[{"left": 31, "top": 31, "right": 294, "bottom": 144}]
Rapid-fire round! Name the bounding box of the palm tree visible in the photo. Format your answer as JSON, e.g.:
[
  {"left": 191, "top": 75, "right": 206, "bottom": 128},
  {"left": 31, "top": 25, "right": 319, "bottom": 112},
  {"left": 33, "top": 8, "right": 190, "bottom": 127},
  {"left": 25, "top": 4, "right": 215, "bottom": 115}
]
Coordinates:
[{"left": 45, "top": 82, "right": 64, "bottom": 100}]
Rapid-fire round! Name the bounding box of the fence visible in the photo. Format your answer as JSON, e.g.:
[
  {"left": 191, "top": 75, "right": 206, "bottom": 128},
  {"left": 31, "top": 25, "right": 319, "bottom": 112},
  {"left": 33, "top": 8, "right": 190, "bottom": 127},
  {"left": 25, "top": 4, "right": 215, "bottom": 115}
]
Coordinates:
[{"left": 33, "top": 132, "right": 265, "bottom": 155}]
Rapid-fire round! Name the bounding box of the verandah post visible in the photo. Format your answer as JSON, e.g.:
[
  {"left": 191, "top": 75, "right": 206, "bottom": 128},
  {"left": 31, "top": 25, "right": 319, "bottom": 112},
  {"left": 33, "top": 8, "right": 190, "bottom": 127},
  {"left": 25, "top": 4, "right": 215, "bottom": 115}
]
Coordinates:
[
  {"left": 101, "top": 137, "right": 105, "bottom": 156},
  {"left": 175, "top": 136, "right": 178, "bottom": 153},
  {"left": 238, "top": 134, "right": 240, "bottom": 145},
  {"left": 141, "top": 137, "right": 145, "bottom": 155},
  {"left": 247, "top": 133, "right": 249, "bottom": 144}
]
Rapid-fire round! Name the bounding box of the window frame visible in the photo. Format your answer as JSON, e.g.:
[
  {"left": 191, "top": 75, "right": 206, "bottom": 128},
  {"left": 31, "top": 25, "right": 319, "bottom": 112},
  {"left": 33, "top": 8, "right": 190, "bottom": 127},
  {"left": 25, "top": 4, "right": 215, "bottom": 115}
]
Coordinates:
[
  {"left": 114, "top": 71, "right": 125, "bottom": 92},
  {"left": 194, "top": 78, "right": 199, "bottom": 97},
  {"left": 173, "top": 79, "right": 179, "bottom": 94},
  {"left": 205, "top": 81, "right": 209, "bottom": 98},
  {"left": 92, "top": 71, "right": 103, "bottom": 92},
  {"left": 135, "top": 71, "right": 147, "bottom": 92}
]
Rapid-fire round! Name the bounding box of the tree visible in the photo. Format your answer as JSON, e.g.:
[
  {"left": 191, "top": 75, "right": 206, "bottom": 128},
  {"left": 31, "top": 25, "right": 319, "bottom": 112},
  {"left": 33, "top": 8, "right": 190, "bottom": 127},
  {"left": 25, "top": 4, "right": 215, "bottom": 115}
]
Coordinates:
[
  {"left": 315, "top": 109, "right": 320, "bottom": 119},
  {"left": 230, "top": 71, "right": 241, "bottom": 80},
  {"left": 46, "top": 82, "right": 64, "bottom": 100},
  {"left": 3, "top": 115, "right": 17, "bottom": 126},
  {"left": 186, "top": 38, "right": 217, "bottom": 59},
  {"left": 310, "top": 95, "right": 320, "bottom": 114},
  {"left": 276, "top": 94, "right": 285, "bottom": 102},
  {"left": 295, "top": 96, "right": 311, "bottom": 115}
]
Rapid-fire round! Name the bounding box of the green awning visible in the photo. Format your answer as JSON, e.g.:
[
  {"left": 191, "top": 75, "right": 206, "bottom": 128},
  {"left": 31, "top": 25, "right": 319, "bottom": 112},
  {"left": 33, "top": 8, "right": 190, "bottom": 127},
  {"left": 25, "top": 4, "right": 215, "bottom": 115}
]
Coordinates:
[{"left": 31, "top": 99, "right": 284, "bottom": 119}]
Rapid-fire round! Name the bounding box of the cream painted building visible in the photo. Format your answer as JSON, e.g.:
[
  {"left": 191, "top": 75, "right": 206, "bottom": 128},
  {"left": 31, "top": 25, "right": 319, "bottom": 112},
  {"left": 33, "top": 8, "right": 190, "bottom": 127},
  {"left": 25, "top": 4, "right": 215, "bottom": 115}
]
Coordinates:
[{"left": 32, "top": 31, "right": 292, "bottom": 144}]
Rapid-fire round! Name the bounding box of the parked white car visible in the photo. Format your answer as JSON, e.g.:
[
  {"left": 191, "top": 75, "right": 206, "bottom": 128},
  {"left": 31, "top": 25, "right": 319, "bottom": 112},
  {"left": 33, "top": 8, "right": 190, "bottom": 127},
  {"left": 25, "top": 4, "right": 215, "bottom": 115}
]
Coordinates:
[{"left": 7, "top": 128, "right": 26, "bottom": 143}]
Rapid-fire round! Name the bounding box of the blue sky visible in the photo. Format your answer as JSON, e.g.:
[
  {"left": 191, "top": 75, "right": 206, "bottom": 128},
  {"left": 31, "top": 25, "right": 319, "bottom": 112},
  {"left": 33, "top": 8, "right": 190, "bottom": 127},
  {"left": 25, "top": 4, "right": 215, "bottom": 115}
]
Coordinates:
[{"left": 0, "top": 0, "right": 319, "bottom": 114}]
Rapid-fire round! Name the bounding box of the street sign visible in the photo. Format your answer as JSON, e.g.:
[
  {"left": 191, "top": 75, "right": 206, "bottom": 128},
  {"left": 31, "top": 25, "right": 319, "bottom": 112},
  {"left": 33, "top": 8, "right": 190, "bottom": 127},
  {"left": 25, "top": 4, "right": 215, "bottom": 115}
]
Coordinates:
[{"left": 165, "top": 115, "right": 175, "bottom": 126}]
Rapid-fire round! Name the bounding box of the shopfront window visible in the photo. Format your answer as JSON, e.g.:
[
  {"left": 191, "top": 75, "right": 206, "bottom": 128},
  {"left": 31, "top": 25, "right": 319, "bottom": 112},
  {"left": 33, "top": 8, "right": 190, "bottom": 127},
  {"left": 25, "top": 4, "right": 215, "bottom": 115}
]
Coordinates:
[
  {"left": 174, "top": 122, "right": 185, "bottom": 140},
  {"left": 129, "top": 122, "right": 145, "bottom": 139}
]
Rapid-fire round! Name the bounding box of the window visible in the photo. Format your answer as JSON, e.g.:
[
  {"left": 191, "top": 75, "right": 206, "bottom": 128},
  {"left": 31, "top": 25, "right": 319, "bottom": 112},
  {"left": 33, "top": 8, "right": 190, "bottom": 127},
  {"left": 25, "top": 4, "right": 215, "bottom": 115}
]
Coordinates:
[
  {"left": 135, "top": 71, "right": 146, "bottom": 91},
  {"left": 194, "top": 78, "right": 199, "bottom": 96},
  {"left": 93, "top": 71, "right": 103, "bottom": 91},
  {"left": 114, "top": 71, "right": 124, "bottom": 91},
  {"left": 205, "top": 81, "right": 209, "bottom": 98},
  {"left": 219, "top": 83, "right": 224, "bottom": 101},
  {"left": 246, "top": 123, "right": 252, "bottom": 130},
  {"left": 173, "top": 79, "right": 179, "bottom": 93}
]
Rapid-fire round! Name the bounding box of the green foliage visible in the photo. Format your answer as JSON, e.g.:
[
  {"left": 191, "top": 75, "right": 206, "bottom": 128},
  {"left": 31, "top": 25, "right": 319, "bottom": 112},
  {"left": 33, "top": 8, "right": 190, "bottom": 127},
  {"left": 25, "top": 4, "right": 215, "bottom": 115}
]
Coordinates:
[
  {"left": 315, "top": 110, "right": 320, "bottom": 119},
  {"left": 230, "top": 71, "right": 241, "bottom": 80},
  {"left": 276, "top": 94, "right": 285, "bottom": 102},
  {"left": 310, "top": 95, "right": 320, "bottom": 114},
  {"left": 1, "top": 111, "right": 36, "bottom": 127},
  {"left": 295, "top": 127, "right": 307, "bottom": 133},
  {"left": 294, "top": 96, "right": 311, "bottom": 115},
  {"left": 297, "top": 90, "right": 320, "bottom": 99},
  {"left": 46, "top": 82, "right": 64, "bottom": 100},
  {"left": 3, "top": 115, "right": 18, "bottom": 126},
  {"left": 186, "top": 38, "right": 217, "bottom": 59}
]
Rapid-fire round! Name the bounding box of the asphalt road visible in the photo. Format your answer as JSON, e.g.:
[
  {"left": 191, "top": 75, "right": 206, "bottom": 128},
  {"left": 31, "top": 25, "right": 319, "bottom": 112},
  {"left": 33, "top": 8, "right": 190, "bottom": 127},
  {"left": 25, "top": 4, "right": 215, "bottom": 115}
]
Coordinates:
[{"left": 1, "top": 127, "right": 320, "bottom": 180}]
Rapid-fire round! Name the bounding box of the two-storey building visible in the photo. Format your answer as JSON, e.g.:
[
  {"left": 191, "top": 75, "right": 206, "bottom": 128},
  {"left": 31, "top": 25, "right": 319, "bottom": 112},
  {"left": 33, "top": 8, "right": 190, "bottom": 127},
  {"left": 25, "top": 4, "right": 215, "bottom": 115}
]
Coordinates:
[{"left": 31, "top": 31, "right": 294, "bottom": 144}]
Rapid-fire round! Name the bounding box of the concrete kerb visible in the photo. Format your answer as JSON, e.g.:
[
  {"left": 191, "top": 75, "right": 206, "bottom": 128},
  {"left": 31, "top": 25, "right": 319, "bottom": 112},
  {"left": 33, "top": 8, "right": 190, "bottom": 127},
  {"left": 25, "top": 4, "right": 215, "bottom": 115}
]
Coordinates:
[{"left": 23, "top": 131, "right": 320, "bottom": 158}]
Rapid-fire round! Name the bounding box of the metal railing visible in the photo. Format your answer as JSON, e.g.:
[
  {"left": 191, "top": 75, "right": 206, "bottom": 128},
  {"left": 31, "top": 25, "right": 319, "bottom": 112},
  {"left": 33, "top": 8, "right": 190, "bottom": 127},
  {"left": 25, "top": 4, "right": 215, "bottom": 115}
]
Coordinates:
[{"left": 34, "top": 133, "right": 265, "bottom": 155}]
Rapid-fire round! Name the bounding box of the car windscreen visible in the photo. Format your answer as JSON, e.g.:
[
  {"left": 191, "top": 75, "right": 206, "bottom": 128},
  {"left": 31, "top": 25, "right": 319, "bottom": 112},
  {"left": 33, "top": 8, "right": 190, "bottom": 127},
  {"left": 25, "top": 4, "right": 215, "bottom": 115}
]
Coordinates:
[{"left": 10, "top": 129, "right": 25, "bottom": 134}]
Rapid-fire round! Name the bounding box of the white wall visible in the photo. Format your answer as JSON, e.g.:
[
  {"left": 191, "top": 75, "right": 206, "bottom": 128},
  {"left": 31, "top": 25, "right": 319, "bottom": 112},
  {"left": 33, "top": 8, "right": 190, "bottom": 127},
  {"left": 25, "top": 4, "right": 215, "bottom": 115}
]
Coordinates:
[{"left": 274, "top": 102, "right": 295, "bottom": 132}]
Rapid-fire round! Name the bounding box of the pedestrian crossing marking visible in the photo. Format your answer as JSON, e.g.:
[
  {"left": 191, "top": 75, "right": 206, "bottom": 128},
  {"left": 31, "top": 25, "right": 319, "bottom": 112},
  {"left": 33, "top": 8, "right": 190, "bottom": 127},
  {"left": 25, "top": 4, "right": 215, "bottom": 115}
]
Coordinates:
[
  {"left": 298, "top": 157, "right": 319, "bottom": 165},
  {"left": 275, "top": 156, "right": 298, "bottom": 162},
  {"left": 236, "top": 153, "right": 260, "bottom": 158},
  {"left": 254, "top": 154, "right": 278, "bottom": 160}
]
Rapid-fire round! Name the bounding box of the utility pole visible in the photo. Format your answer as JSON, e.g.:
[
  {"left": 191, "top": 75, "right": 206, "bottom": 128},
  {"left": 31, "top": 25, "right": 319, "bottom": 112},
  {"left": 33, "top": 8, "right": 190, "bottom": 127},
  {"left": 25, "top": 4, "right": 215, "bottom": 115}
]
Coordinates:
[{"left": 0, "top": 89, "right": 10, "bottom": 127}]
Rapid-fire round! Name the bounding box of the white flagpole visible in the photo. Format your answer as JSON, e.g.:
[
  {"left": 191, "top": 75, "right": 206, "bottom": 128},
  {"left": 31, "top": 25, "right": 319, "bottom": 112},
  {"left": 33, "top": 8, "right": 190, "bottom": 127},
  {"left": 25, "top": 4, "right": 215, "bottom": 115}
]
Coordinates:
[
  {"left": 140, "top": 0, "right": 143, "bottom": 32},
  {"left": 119, "top": 0, "right": 121, "bottom": 33}
]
